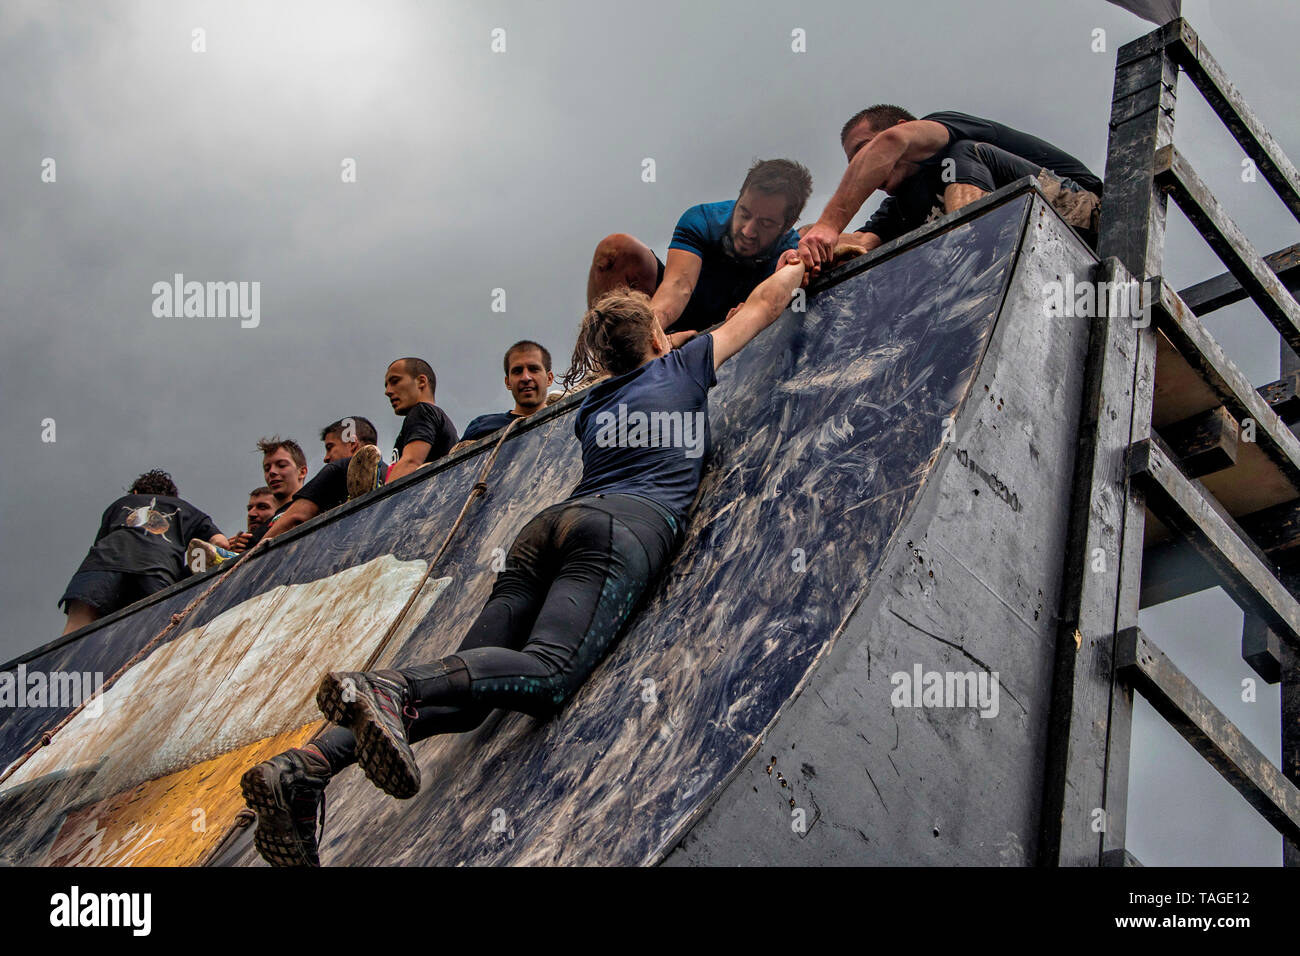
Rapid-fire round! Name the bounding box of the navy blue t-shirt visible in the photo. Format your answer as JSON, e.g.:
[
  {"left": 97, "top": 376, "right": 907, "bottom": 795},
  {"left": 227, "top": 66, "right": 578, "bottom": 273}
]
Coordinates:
[
  {"left": 667, "top": 200, "right": 798, "bottom": 335},
  {"left": 462, "top": 411, "right": 526, "bottom": 442},
  {"left": 568, "top": 333, "right": 717, "bottom": 525}
]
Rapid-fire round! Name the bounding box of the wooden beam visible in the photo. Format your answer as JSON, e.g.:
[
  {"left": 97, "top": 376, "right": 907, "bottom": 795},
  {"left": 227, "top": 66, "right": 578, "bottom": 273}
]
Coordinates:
[
  {"left": 1101, "top": 847, "right": 1144, "bottom": 867},
  {"left": 1130, "top": 435, "right": 1300, "bottom": 647},
  {"left": 1154, "top": 146, "right": 1300, "bottom": 357},
  {"left": 1259, "top": 372, "right": 1300, "bottom": 426},
  {"left": 1166, "top": 21, "right": 1300, "bottom": 224},
  {"left": 1151, "top": 278, "right": 1300, "bottom": 493},
  {"left": 1159, "top": 405, "right": 1238, "bottom": 478},
  {"left": 1142, "top": 498, "right": 1300, "bottom": 608},
  {"left": 1243, "top": 615, "right": 1283, "bottom": 684},
  {"left": 1178, "top": 244, "right": 1300, "bottom": 317},
  {"left": 1116, "top": 627, "right": 1300, "bottom": 844}
]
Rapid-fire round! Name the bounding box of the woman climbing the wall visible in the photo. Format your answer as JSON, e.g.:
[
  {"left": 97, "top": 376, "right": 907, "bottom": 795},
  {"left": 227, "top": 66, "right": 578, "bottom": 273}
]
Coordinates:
[{"left": 240, "top": 251, "right": 807, "bottom": 866}]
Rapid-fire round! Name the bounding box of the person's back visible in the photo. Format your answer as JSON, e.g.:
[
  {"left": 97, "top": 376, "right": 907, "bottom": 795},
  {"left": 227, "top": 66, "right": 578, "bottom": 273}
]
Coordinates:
[
  {"left": 569, "top": 331, "right": 715, "bottom": 528},
  {"left": 60, "top": 469, "right": 226, "bottom": 633}
]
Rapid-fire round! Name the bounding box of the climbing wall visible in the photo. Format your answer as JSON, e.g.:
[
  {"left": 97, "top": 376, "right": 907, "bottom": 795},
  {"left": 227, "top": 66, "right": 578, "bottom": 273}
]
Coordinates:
[{"left": 1, "top": 185, "right": 1093, "bottom": 866}]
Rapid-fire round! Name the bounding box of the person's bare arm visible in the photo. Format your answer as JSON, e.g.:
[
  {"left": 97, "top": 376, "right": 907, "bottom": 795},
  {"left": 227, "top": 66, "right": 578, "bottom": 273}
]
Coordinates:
[
  {"left": 209, "top": 533, "right": 232, "bottom": 549},
  {"left": 649, "top": 249, "right": 702, "bottom": 331},
  {"left": 800, "top": 120, "right": 950, "bottom": 266},
  {"left": 387, "top": 440, "right": 431, "bottom": 482},
  {"left": 262, "top": 499, "right": 320, "bottom": 540},
  {"left": 710, "top": 252, "right": 806, "bottom": 369}
]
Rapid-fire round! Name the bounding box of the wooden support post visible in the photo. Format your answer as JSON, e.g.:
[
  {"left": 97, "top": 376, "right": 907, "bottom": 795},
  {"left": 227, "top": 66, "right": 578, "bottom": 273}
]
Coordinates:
[{"left": 1041, "top": 23, "right": 1178, "bottom": 865}]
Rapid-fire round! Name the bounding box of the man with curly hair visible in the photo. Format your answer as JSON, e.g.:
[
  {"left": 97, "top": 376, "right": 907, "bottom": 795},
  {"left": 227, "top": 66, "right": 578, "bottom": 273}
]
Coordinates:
[{"left": 58, "top": 470, "right": 230, "bottom": 634}]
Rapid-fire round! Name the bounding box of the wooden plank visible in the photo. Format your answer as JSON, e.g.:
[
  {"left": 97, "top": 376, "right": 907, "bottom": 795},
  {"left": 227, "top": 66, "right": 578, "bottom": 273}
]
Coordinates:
[
  {"left": 1152, "top": 278, "right": 1300, "bottom": 494},
  {"left": 1116, "top": 627, "right": 1300, "bottom": 843},
  {"left": 44, "top": 723, "right": 317, "bottom": 867},
  {"left": 1160, "top": 405, "right": 1238, "bottom": 478},
  {"left": 1130, "top": 435, "right": 1300, "bottom": 647},
  {"left": 1178, "top": 244, "right": 1300, "bottom": 316},
  {"left": 1101, "top": 847, "right": 1144, "bottom": 867},
  {"left": 1167, "top": 22, "right": 1300, "bottom": 224},
  {"left": 1040, "top": 33, "right": 1177, "bottom": 869},
  {"left": 1242, "top": 615, "right": 1283, "bottom": 684},
  {"left": 1281, "top": 639, "right": 1300, "bottom": 866},
  {"left": 1154, "top": 146, "right": 1300, "bottom": 356},
  {"left": 1258, "top": 372, "right": 1300, "bottom": 426},
  {"left": 1141, "top": 497, "right": 1300, "bottom": 608}
]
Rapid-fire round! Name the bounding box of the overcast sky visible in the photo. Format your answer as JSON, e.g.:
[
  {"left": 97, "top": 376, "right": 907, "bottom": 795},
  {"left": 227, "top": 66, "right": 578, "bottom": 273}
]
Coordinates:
[{"left": 1, "top": 0, "right": 1296, "bottom": 865}]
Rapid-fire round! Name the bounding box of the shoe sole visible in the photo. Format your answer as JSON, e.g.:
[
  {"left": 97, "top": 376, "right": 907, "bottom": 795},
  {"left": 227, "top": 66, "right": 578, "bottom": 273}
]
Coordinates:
[
  {"left": 316, "top": 672, "right": 360, "bottom": 726},
  {"left": 239, "top": 764, "right": 319, "bottom": 867},
  {"left": 318, "top": 672, "right": 420, "bottom": 799},
  {"left": 346, "top": 445, "right": 385, "bottom": 501}
]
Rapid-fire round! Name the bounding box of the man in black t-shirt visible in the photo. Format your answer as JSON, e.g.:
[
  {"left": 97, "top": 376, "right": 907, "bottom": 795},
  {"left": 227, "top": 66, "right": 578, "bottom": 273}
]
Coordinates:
[
  {"left": 457, "top": 340, "right": 556, "bottom": 446},
  {"left": 59, "top": 469, "right": 229, "bottom": 634},
  {"left": 385, "top": 357, "right": 458, "bottom": 482},
  {"left": 798, "top": 106, "right": 1103, "bottom": 270},
  {"left": 261, "top": 416, "right": 382, "bottom": 543}
]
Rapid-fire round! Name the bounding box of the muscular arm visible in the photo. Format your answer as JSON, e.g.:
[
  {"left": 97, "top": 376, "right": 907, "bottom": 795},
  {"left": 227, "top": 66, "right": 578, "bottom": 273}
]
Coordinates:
[
  {"left": 261, "top": 499, "right": 321, "bottom": 541},
  {"left": 387, "top": 440, "right": 432, "bottom": 482},
  {"left": 711, "top": 253, "right": 806, "bottom": 368},
  {"left": 649, "top": 248, "right": 702, "bottom": 330},
  {"left": 818, "top": 120, "right": 951, "bottom": 233}
]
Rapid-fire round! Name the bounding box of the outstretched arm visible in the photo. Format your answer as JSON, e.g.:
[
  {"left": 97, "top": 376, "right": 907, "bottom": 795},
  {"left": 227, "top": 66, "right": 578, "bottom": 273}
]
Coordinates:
[
  {"left": 711, "top": 251, "right": 806, "bottom": 369},
  {"left": 799, "top": 119, "right": 950, "bottom": 268},
  {"left": 649, "top": 249, "right": 703, "bottom": 331},
  {"left": 262, "top": 499, "right": 320, "bottom": 541}
]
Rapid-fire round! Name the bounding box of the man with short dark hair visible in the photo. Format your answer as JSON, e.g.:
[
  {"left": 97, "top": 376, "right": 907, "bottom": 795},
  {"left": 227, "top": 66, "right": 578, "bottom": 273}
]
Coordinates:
[
  {"left": 227, "top": 486, "right": 277, "bottom": 553},
  {"left": 261, "top": 417, "right": 386, "bottom": 542},
  {"left": 460, "top": 341, "right": 555, "bottom": 443},
  {"left": 59, "top": 470, "right": 230, "bottom": 634},
  {"left": 587, "top": 158, "right": 813, "bottom": 337},
  {"left": 320, "top": 417, "right": 379, "bottom": 464},
  {"left": 385, "top": 358, "right": 458, "bottom": 483},
  {"left": 798, "top": 105, "right": 1103, "bottom": 270}
]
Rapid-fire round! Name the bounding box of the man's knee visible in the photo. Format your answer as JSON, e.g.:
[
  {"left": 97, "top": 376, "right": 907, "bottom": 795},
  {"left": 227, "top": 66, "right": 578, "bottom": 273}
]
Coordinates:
[{"left": 588, "top": 233, "right": 659, "bottom": 301}]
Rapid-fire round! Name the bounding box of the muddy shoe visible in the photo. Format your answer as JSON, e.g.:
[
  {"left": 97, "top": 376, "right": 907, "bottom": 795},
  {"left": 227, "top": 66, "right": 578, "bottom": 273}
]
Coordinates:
[
  {"left": 240, "top": 747, "right": 331, "bottom": 867},
  {"left": 186, "top": 539, "right": 235, "bottom": 573},
  {"left": 317, "top": 671, "right": 420, "bottom": 799},
  {"left": 346, "top": 444, "right": 386, "bottom": 500}
]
